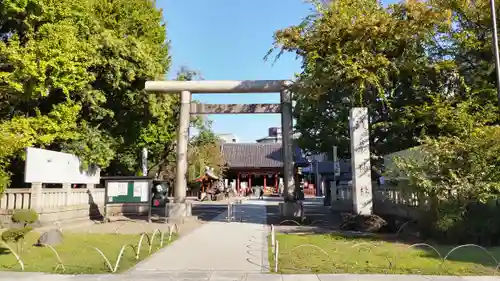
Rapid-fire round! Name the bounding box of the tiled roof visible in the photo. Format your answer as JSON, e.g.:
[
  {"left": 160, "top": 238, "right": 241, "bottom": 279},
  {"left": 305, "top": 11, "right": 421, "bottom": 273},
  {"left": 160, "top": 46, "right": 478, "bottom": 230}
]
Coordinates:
[{"left": 221, "top": 143, "right": 308, "bottom": 168}]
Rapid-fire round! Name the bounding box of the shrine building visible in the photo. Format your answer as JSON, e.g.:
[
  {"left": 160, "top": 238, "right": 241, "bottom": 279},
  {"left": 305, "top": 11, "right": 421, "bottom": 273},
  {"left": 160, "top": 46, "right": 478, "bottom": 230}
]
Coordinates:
[{"left": 220, "top": 128, "right": 308, "bottom": 193}]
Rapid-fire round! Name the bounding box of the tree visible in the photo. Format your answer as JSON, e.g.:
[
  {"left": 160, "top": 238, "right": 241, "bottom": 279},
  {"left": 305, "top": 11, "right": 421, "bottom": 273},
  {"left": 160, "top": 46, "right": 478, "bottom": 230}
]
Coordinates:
[
  {"left": 156, "top": 117, "right": 226, "bottom": 187},
  {"left": 0, "top": 0, "right": 170, "bottom": 194},
  {"left": 390, "top": 96, "right": 500, "bottom": 244},
  {"left": 145, "top": 67, "right": 205, "bottom": 180},
  {"left": 268, "top": 0, "right": 455, "bottom": 163},
  {"left": 2, "top": 209, "right": 39, "bottom": 253},
  {"left": 188, "top": 119, "right": 226, "bottom": 181},
  {"left": 271, "top": 0, "right": 500, "bottom": 244}
]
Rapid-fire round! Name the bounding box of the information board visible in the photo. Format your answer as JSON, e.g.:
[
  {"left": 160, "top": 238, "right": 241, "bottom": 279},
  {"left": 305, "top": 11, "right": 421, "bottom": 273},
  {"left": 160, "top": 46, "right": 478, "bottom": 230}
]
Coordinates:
[
  {"left": 106, "top": 181, "right": 150, "bottom": 203},
  {"left": 103, "top": 176, "right": 153, "bottom": 222}
]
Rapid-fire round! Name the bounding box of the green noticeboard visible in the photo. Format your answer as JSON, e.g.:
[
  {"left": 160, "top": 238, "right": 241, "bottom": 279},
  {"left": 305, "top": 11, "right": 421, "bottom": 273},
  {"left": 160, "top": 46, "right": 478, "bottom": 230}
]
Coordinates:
[
  {"left": 105, "top": 179, "right": 151, "bottom": 204},
  {"left": 102, "top": 176, "right": 153, "bottom": 223}
]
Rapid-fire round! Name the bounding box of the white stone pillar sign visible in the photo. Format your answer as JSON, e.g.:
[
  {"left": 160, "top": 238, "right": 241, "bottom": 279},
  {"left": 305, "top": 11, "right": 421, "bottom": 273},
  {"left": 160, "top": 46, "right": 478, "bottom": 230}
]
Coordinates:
[{"left": 349, "top": 107, "right": 373, "bottom": 215}]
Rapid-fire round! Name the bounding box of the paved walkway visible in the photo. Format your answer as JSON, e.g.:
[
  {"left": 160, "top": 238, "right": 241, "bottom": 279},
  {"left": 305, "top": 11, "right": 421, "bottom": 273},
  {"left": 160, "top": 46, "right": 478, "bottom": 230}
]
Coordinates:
[
  {"left": 131, "top": 200, "right": 269, "bottom": 273},
  {"left": 1, "top": 272, "right": 498, "bottom": 281}
]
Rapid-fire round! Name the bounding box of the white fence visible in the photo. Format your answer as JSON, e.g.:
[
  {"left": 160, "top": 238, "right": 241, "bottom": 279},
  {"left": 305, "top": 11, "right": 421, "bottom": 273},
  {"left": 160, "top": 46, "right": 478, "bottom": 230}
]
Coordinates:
[
  {"left": 0, "top": 184, "right": 105, "bottom": 224},
  {"left": 1, "top": 184, "right": 104, "bottom": 211}
]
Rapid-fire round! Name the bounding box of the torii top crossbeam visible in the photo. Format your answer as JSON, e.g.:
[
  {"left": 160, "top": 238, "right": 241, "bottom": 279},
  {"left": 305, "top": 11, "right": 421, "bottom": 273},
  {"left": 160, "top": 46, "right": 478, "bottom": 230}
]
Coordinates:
[{"left": 144, "top": 80, "right": 289, "bottom": 93}]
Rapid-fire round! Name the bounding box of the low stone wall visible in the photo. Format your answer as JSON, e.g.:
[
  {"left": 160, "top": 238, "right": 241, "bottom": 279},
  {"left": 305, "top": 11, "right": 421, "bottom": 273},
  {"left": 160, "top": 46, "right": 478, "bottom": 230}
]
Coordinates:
[
  {"left": 0, "top": 185, "right": 108, "bottom": 225},
  {"left": 373, "top": 186, "right": 423, "bottom": 220},
  {"left": 37, "top": 204, "right": 105, "bottom": 224},
  {"left": 331, "top": 183, "right": 423, "bottom": 220},
  {"left": 331, "top": 185, "right": 354, "bottom": 212},
  {"left": 1, "top": 181, "right": 426, "bottom": 225}
]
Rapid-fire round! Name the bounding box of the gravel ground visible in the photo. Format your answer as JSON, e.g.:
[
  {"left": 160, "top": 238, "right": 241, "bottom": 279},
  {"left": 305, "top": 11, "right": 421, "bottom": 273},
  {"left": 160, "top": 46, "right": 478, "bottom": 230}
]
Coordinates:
[{"left": 264, "top": 198, "right": 343, "bottom": 234}]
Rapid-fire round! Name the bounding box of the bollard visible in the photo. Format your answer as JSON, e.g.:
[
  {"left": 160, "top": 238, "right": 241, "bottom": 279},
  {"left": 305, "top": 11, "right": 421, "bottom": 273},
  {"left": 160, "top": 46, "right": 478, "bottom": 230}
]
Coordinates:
[
  {"left": 274, "top": 240, "right": 279, "bottom": 273},
  {"left": 271, "top": 224, "right": 275, "bottom": 253},
  {"left": 227, "top": 202, "right": 235, "bottom": 222}
]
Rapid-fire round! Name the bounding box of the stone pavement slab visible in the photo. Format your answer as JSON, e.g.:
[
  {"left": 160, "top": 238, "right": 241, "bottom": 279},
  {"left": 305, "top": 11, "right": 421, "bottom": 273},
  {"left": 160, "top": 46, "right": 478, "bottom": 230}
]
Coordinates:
[{"left": 131, "top": 202, "right": 269, "bottom": 273}]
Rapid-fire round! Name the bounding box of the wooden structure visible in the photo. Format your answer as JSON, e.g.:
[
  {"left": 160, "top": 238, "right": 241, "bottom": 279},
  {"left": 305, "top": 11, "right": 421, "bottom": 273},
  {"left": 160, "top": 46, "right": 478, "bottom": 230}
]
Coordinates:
[
  {"left": 221, "top": 143, "right": 308, "bottom": 194},
  {"left": 195, "top": 167, "right": 225, "bottom": 201},
  {"left": 195, "top": 168, "right": 218, "bottom": 192}
]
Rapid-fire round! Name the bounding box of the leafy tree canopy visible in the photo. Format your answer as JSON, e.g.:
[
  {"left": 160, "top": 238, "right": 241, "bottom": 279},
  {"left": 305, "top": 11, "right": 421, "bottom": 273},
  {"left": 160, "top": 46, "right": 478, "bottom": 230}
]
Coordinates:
[
  {"left": 270, "top": 0, "right": 500, "bottom": 243},
  {"left": 0, "top": 0, "right": 171, "bottom": 193},
  {"left": 270, "top": 0, "right": 499, "bottom": 163}
]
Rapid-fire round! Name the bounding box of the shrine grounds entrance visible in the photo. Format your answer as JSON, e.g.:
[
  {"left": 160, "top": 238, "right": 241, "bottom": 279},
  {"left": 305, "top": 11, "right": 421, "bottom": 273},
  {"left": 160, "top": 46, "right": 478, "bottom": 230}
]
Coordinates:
[
  {"left": 145, "top": 80, "right": 374, "bottom": 220},
  {"left": 145, "top": 80, "right": 298, "bottom": 219}
]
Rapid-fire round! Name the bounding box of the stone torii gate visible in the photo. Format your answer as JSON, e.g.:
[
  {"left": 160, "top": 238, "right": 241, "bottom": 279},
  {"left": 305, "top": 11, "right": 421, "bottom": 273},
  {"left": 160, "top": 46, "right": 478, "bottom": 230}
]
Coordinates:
[{"left": 145, "top": 80, "right": 298, "bottom": 220}]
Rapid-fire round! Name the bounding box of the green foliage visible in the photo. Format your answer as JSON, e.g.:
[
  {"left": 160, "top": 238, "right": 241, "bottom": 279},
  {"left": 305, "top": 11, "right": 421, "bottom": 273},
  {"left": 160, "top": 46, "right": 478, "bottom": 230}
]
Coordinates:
[
  {"left": 11, "top": 209, "right": 39, "bottom": 226},
  {"left": 0, "top": 0, "right": 172, "bottom": 194},
  {"left": 272, "top": 0, "right": 500, "bottom": 244},
  {"left": 157, "top": 116, "right": 226, "bottom": 185},
  {"left": 269, "top": 0, "right": 497, "bottom": 159},
  {"left": 189, "top": 119, "right": 226, "bottom": 179},
  {"left": 146, "top": 67, "right": 219, "bottom": 183},
  {"left": 270, "top": 0, "right": 452, "bottom": 160},
  {"left": 1, "top": 227, "right": 33, "bottom": 243},
  {"left": 388, "top": 96, "right": 500, "bottom": 243},
  {"left": 1, "top": 209, "right": 38, "bottom": 253}
]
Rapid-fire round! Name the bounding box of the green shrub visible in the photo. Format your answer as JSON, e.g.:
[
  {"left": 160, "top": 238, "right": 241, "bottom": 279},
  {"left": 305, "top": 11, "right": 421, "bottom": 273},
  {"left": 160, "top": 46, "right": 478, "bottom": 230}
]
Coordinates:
[
  {"left": 11, "top": 209, "right": 39, "bottom": 226},
  {"left": 1, "top": 209, "right": 39, "bottom": 253},
  {"left": 419, "top": 200, "right": 500, "bottom": 245},
  {"left": 390, "top": 119, "right": 500, "bottom": 245},
  {"left": 1, "top": 227, "right": 33, "bottom": 243}
]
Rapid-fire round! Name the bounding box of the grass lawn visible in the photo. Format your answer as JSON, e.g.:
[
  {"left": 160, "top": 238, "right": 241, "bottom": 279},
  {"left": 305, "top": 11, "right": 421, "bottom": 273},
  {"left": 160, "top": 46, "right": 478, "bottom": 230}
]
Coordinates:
[
  {"left": 0, "top": 231, "right": 176, "bottom": 274},
  {"left": 270, "top": 233, "right": 500, "bottom": 275}
]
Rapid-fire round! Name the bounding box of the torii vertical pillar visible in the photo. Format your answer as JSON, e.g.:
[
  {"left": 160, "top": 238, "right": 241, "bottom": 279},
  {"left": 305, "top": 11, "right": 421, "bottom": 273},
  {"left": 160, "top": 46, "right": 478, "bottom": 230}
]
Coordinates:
[
  {"left": 279, "top": 86, "right": 303, "bottom": 220},
  {"left": 174, "top": 90, "right": 191, "bottom": 203},
  {"left": 166, "top": 90, "right": 193, "bottom": 222},
  {"left": 280, "top": 87, "right": 295, "bottom": 202}
]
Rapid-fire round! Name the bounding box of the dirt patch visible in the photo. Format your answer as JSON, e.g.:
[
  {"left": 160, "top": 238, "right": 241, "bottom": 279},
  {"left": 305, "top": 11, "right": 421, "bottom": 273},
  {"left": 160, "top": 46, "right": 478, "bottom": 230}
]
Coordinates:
[{"left": 65, "top": 218, "right": 205, "bottom": 236}]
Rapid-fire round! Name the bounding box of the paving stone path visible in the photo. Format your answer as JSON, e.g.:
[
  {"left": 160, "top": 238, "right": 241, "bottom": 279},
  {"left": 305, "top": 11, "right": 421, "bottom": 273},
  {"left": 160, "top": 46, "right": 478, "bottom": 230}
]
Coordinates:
[
  {"left": 0, "top": 271, "right": 497, "bottom": 281},
  {"left": 131, "top": 201, "right": 269, "bottom": 273}
]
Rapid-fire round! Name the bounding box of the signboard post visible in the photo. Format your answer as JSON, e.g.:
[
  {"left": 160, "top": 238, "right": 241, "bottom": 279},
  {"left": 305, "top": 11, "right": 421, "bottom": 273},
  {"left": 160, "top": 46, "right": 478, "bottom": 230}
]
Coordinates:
[{"left": 103, "top": 176, "right": 153, "bottom": 222}]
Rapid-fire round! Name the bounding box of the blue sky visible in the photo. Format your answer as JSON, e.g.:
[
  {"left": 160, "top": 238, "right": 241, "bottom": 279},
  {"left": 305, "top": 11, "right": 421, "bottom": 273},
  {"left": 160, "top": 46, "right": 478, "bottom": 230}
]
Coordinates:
[{"left": 159, "top": 0, "right": 312, "bottom": 142}]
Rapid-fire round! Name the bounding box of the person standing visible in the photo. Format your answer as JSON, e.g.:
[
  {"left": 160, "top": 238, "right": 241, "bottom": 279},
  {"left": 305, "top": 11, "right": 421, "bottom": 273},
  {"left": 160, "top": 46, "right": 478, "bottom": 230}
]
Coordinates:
[
  {"left": 258, "top": 186, "right": 264, "bottom": 200},
  {"left": 297, "top": 186, "right": 305, "bottom": 219}
]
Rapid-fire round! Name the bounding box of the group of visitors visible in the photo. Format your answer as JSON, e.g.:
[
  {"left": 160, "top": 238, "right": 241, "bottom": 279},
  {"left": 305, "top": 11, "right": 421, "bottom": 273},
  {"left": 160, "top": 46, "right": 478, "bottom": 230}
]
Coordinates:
[{"left": 239, "top": 186, "right": 265, "bottom": 199}]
